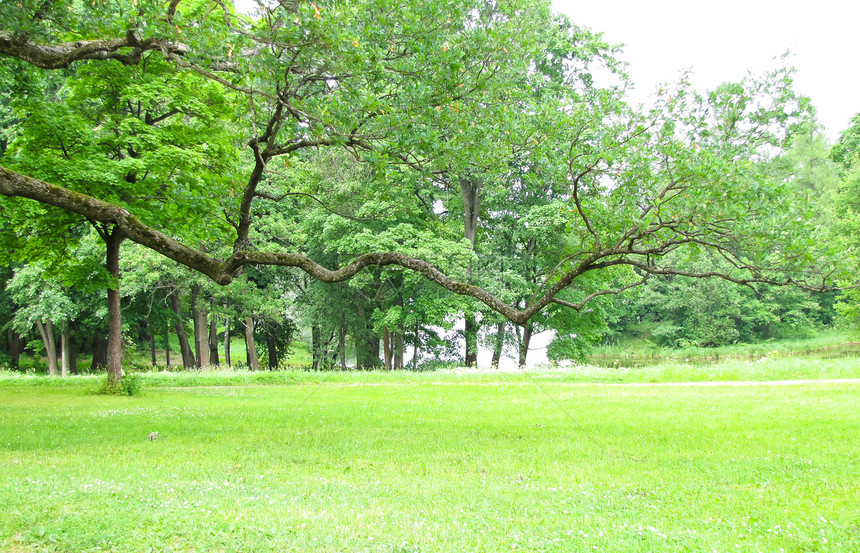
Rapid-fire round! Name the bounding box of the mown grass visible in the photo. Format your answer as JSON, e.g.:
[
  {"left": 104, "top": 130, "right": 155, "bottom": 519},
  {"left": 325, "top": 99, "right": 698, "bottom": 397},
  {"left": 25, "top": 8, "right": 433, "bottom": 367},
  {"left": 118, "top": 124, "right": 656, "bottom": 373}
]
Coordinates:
[{"left": 0, "top": 360, "right": 858, "bottom": 552}]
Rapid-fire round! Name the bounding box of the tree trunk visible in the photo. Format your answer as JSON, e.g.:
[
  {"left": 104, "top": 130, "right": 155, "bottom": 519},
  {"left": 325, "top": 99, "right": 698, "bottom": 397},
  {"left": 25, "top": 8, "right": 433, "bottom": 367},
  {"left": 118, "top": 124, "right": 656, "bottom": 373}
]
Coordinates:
[
  {"left": 104, "top": 230, "right": 124, "bottom": 384},
  {"left": 36, "top": 319, "right": 58, "bottom": 376},
  {"left": 464, "top": 314, "right": 478, "bottom": 367},
  {"left": 244, "top": 316, "right": 260, "bottom": 371},
  {"left": 69, "top": 335, "right": 78, "bottom": 374},
  {"left": 197, "top": 307, "right": 209, "bottom": 367},
  {"left": 266, "top": 333, "right": 278, "bottom": 369},
  {"left": 60, "top": 323, "right": 69, "bottom": 377},
  {"left": 91, "top": 337, "right": 107, "bottom": 371},
  {"left": 149, "top": 331, "right": 157, "bottom": 367},
  {"left": 394, "top": 329, "right": 404, "bottom": 370},
  {"left": 354, "top": 296, "right": 380, "bottom": 369},
  {"left": 311, "top": 323, "right": 321, "bottom": 371},
  {"left": 382, "top": 328, "right": 392, "bottom": 370},
  {"left": 413, "top": 315, "right": 420, "bottom": 371},
  {"left": 190, "top": 284, "right": 209, "bottom": 367},
  {"left": 518, "top": 322, "right": 532, "bottom": 368},
  {"left": 324, "top": 328, "right": 336, "bottom": 369},
  {"left": 491, "top": 320, "right": 506, "bottom": 369},
  {"left": 164, "top": 320, "right": 171, "bottom": 368},
  {"left": 223, "top": 316, "right": 231, "bottom": 367},
  {"left": 8, "top": 329, "right": 20, "bottom": 370},
  {"left": 168, "top": 287, "right": 195, "bottom": 369},
  {"left": 209, "top": 316, "right": 219, "bottom": 366},
  {"left": 338, "top": 310, "right": 347, "bottom": 370},
  {"left": 460, "top": 175, "right": 482, "bottom": 367}
]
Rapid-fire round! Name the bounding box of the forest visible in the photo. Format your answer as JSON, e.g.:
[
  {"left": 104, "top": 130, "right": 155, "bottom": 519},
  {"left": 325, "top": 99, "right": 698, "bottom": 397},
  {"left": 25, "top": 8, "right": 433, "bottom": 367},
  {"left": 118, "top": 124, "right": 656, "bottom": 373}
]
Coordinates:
[{"left": 1, "top": 0, "right": 859, "bottom": 382}]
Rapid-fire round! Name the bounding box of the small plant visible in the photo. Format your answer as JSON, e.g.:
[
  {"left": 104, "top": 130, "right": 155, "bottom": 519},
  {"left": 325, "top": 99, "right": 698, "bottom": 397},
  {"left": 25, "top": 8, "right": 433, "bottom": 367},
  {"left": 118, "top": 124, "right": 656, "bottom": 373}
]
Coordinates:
[
  {"left": 121, "top": 373, "right": 144, "bottom": 396},
  {"left": 97, "top": 373, "right": 144, "bottom": 396}
]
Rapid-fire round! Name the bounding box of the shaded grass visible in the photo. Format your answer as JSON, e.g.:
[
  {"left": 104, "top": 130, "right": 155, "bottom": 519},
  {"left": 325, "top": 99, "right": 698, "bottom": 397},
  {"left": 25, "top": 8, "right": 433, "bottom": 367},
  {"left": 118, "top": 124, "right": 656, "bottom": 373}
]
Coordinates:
[{"left": 0, "top": 362, "right": 858, "bottom": 552}]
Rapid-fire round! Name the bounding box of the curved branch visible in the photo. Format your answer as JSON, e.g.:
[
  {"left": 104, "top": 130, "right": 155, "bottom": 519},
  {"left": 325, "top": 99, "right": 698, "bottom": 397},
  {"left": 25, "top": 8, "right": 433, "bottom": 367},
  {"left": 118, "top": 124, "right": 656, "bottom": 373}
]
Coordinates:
[
  {"left": 0, "top": 165, "right": 225, "bottom": 281},
  {"left": 0, "top": 30, "right": 187, "bottom": 69},
  {"left": 0, "top": 165, "right": 833, "bottom": 328},
  {"left": 550, "top": 275, "right": 649, "bottom": 311},
  {"left": 0, "top": 165, "right": 531, "bottom": 324}
]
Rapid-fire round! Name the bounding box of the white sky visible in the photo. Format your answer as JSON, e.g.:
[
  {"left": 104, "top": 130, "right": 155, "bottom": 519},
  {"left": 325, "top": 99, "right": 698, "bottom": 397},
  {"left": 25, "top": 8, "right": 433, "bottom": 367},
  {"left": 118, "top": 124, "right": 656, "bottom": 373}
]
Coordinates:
[{"left": 552, "top": 0, "right": 859, "bottom": 140}]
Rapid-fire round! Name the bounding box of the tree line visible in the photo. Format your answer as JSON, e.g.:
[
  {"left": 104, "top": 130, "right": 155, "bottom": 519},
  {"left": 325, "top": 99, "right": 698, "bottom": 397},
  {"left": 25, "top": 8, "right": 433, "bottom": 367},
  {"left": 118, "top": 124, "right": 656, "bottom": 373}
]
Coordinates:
[{"left": 0, "top": 0, "right": 856, "bottom": 379}]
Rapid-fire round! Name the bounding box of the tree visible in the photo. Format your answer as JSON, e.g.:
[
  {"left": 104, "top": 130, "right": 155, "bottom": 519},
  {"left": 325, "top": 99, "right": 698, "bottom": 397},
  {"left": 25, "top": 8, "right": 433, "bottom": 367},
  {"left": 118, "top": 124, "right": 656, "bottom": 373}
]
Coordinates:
[
  {"left": 831, "top": 113, "right": 860, "bottom": 327},
  {"left": 831, "top": 113, "right": 860, "bottom": 171},
  {"left": 0, "top": 0, "right": 842, "bottom": 376},
  {"left": 1, "top": 46, "right": 240, "bottom": 382}
]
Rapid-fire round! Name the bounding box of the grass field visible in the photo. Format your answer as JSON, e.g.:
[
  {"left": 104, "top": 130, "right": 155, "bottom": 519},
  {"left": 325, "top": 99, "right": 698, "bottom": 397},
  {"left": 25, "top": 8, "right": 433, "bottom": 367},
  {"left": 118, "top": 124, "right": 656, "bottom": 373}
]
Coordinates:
[{"left": 1, "top": 361, "right": 858, "bottom": 552}]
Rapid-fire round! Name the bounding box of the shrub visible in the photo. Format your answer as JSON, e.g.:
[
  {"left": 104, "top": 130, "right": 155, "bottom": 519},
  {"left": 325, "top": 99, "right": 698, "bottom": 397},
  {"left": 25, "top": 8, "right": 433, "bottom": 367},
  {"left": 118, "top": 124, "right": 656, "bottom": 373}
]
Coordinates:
[
  {"left": 121, "top": 373, "right": 144, "bottom": 396},
  {"left": 97, "top": 373, "right": 144, "bottom": 396}
]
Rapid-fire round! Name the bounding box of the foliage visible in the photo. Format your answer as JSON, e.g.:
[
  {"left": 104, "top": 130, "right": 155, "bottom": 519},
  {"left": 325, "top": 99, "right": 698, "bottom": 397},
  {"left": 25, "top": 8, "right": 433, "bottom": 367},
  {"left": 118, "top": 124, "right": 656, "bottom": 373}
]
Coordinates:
[
  {"left": 831, "top": 112, "right": 860, "bottom": 171},
  {"left": 830, "top": 112, "right": 860, "bottom": 329},
  {"left": 0, "top": 1, "right": 855, "bottom": 372},
  {"left": 120, "top": 372, "right": 144, "bottom": 395},
  {"left": 0, "top": 0, "right": 841, "bottom": 338},
  {"left": 606, "top": 268, "right": 832, "bottom": 348}
]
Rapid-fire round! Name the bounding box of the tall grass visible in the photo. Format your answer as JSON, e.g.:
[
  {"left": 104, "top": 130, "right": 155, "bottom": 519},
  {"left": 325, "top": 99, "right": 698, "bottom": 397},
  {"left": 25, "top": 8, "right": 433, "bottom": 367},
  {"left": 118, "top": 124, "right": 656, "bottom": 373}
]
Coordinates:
[
  {"left": 2, "top": 356, "right": 860, "bottom": 389},
  {"left": 591, "top": 328, "right": 859, "bottom": 363}
]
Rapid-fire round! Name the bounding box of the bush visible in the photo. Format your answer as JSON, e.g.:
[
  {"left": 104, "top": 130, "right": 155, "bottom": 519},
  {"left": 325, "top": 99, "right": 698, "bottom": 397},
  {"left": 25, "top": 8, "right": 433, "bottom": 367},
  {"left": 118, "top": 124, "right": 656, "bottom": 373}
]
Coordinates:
[
  {"left": 121, "top": 373, "right": 144, "bottom": 396},
  {"left": 97, "top": 373, "right": 144, "bottom": 396}
]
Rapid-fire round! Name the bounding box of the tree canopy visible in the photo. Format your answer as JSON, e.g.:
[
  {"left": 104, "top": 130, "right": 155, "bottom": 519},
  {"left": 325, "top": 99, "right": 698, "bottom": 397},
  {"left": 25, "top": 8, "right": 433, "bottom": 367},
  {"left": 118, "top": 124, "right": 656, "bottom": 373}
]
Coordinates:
[{"left": 0, "top": 0, "right": 847, "bottom": 374}]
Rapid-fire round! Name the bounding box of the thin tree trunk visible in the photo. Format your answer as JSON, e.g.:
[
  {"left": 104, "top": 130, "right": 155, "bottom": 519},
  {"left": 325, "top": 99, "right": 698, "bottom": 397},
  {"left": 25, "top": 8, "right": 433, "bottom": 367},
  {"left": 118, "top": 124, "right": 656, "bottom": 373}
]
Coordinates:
[
  {"left": 209, "top": 316, "right": 219, "bottom": 366},
  {"left": 149, "top": 330, "right": 157, "bottom": 367},
  {"left": 104, "top": 230, "right": 124, "bottom": 384},
  {"left": 394, "top": 329, "right": 404, "bottom": 370},
  {"left": 197, "top": 307, "right": 210, "bottom": 367},
  {"left": 244, "top": 316, "right": 260, "bottom": 371},
  {"left": 266, "top": 333, "right": 278, "bottom": 369},
  {"left": 491, "top": 320, "right": 506, "bottom": 369},
  {"left": 413, "top": 314, "right": 420, "bottom": 371},
  {"left": 190, "top": 284, "right": 208, "bottom": 368},
  {"left": 464, "top": 314, "right": 478, "bottom": 367},
  {"left": 8, "top": 329, "right": 20, "bottom": 370},
  {"left": 382, "top": 328, "right": 392, "bottom": 370},
  {"left": 168, "top": 287, "right": 195, "bottom": 369},
  {"left": 460, "top": 175, "right": 482, "bottom": 367},
  {"left": 60, "top": 323, "right": 69, "bottom": 377},
  {"left": 36, "top": 319, "right": 58, "bottom": 376},
  {"left": 164, "top": 320, "right": 171, "bottom": 368},
  {"left": 69, "top": 335, "right": 78, "bottom": 374},
  {"left": 311, "top": 324, "right": 321, "bottom": 371},
  {"left": 338, "top": 310, "right": 347, "bottom": 370},
  {"left": 324, "top": 328, "right": 336, "bottom": 369},
  {"left": 518, "top": 322, "right": 532, "bottom": 368},
  {"left": 223, "top": 316, "right": 231, "bottom": 367}
]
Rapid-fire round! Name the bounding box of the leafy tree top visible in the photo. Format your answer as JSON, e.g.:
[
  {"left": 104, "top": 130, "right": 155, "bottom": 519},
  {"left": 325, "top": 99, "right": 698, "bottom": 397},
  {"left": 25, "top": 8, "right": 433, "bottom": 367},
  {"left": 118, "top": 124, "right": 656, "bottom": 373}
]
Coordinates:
[{"left": 0, "top": 0, "right": 846, "bottom": 325}]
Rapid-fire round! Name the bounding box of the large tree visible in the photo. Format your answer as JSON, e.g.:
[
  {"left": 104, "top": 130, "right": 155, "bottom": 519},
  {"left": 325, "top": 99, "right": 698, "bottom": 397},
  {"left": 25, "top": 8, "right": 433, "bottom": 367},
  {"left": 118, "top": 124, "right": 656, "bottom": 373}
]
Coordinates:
[
  {"left": 1, "top": 43, "right": 240, "bottom": 382},
  {"left": 0, "top": 0, "right": 843, "bottom": 374}
]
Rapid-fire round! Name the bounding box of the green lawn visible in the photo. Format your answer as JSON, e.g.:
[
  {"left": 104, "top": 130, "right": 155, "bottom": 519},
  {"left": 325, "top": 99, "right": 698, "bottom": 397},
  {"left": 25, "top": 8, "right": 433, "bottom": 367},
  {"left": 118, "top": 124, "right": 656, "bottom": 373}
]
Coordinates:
[{"left": 1, "top": 363, "right": 858, "bottom": 552}]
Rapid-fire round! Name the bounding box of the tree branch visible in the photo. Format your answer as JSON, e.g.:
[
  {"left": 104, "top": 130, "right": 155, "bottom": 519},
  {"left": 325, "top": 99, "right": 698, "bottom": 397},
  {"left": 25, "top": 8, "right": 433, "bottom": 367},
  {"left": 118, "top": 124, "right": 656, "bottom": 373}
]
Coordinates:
[
  {"left": 0, "top": 165, "right": 532, "bottom": 324},
  {"left": 0, "top": 30, "right": 188, "bottom": 69},
  {"left": 550, "top": 275, "right": 649, "bottom": 311}
]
